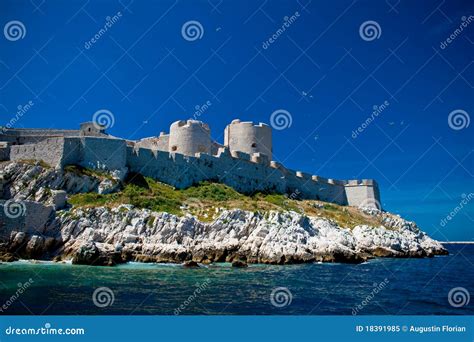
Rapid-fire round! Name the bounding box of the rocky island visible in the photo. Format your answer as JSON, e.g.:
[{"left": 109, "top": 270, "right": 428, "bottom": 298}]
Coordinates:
[
  {"left": 0, "top": 119, "right": 447, "bottom": 266},
  {"left": 0, "top": 161, "right": 447, "bottom": 266}
]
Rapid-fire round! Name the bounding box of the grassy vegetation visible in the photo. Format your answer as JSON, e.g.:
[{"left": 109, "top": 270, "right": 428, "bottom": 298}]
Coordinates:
[
  {"left": 67, "top": 169, "right": 380, "bottom": 228},
  {"left": 69, "top": 172, "right": 182, "bottom": 215},
  {"left": 18, "top": 159, "right": 51, "bottom": 168},
  {"left": 64, "top": 165, "right": 113, "bottom": 180}
]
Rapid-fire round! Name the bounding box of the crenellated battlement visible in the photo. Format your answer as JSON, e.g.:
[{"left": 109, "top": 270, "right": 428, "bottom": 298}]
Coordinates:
[
  {"left": 250, "top": 152, "right": 270, "bottom": 166},
  {"left": 227, "top": 119, "right": 269, "bottom": 128},
  {"left": 0, "top": 119, "right": 381, "bottom": 209}
]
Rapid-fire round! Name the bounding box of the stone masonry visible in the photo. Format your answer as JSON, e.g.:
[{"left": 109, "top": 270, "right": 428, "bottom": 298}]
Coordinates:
[{"left": 0, "top": 119, "right": 381, "bottom": 209}]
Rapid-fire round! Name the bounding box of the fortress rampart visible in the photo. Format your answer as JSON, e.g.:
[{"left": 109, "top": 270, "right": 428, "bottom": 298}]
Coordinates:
[
  {"left": 0, "top": 123, "right": 107, "bottom": 145},
  {"left": 9, "top": 136, "right": 126, "bottom": 171},
  {"left": 0, "top": 119, "right": 381, "bottom": 209}
]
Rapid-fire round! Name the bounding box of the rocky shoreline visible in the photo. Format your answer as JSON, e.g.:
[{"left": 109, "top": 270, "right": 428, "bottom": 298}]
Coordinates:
[
  {"left": 1, "top": 205, "right": 448, "bottom": 266},
  {"left": 0, "top": 162, "right": 448, "bottom": 266}
]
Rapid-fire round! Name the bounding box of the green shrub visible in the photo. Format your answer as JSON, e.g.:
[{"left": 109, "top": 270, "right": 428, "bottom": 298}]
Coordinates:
[
  {"left": 182, "top": 182, "right": 242, "bottom": 201},
  {"left": 64, "top": 165, "right": 113, "bottom": 180},
  {"left": 67, "top": 173, "right": 380, "bottom": 228}
]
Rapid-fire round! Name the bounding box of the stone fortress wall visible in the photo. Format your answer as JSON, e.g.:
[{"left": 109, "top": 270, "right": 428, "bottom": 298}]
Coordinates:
[
  {"left": 125, "top": 146, "right": 362, "bottom": 205},
  {"left": 0, "top": 119, "right": 381, "bottom": 209},
  {"left": 0, "top": 122, "right": 107, "bottom": 144},
  {"left": 7, "top": 136, "right": 126, "bottom": 171},
  {"left": 134, "top": 132, "right": 169, "bottom": 151}
]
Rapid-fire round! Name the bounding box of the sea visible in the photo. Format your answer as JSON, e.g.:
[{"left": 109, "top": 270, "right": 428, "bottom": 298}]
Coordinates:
[{"left": 0, "top": 244, "right": 472, "bottom": 315}]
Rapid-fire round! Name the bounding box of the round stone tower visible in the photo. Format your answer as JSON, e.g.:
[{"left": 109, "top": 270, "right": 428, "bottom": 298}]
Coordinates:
[
  {"left": 224, "top": 119, "right": 272, "bottom": 160},
  {"left": 168, "top": 120, "right": 212, "bottom": 156}
]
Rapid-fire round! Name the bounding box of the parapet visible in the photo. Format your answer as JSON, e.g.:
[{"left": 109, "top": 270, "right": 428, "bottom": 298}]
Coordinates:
[
  {"left": 345, "top": 179, "right": 377, "bottom": 187},
  {"left": 230, "top": 150, "right": 251, "bottom": 161},
  {"left": 228, "top": 119, "right": 270, "bottom": 129},
  {"left": 135, "top": 135, "right": 169, "bottom": 152},
  {"left": 80, "top": 121, "right": 106, "bottom": 136},
  {"left": 269, "top": 161, "right": 289, "bottom": 176},
  {"left": 296, "top": 171, "right": 312, "bottom": 180},
  {"left": 312, "top": 175, "right": 328, "bottom": 183},
  {"left": 270, "top": 161, "right": 283, "bottom": 169},
  {"left": 251, "top": 152, "right": 270, "bottom": 165},
  {"left": 362, "top": 179, "right": 375, "bottom": 186},
  {"left": 327, "top": 179, "right": 345, "bottom": 186},
  {"left": 171, "top": 119, "right": 210, "bottom": 131},
  {"left": 217, "top": 147, "right": 231, "bottom": 157}
]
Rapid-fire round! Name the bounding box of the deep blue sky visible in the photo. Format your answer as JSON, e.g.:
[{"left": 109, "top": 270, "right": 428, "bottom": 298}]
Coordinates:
[{"left": 1, "top": 0, "right": 473, "bottom": 241}]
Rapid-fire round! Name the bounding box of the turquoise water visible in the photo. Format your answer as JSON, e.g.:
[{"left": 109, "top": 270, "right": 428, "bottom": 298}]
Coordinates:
[{"left": 0, "top": 244, "right": 473, "bottom": 315}]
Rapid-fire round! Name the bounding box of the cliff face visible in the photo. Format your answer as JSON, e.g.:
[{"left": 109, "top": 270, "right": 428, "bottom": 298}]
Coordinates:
[
  {"left": 0, "top": 162, "right": 447, "bottom": 265},
  {"left": 64, "top": 207, "right": 447, "bottom": 265}
]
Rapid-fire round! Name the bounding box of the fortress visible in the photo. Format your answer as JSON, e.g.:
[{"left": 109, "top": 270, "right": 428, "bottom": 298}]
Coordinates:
[{"left": 0, "top": 119, "right": 381, "bottom": 209}]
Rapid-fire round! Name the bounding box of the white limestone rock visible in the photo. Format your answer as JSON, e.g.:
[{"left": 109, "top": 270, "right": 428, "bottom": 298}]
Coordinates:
[
  {"left": 0, "top": 162, "right": 121, "bottom": 202},
  {"left": 50, "top": 190, "right": 67, "bottom": 210},
  {"left": 50, "top": 207, "right": 447, "bottom": 265},
  {"left": 110, "top": 167, "right": 128, "bottom": 182},
  {"left": 98, "top": 178, "right": 120, "bottom": 195}
]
